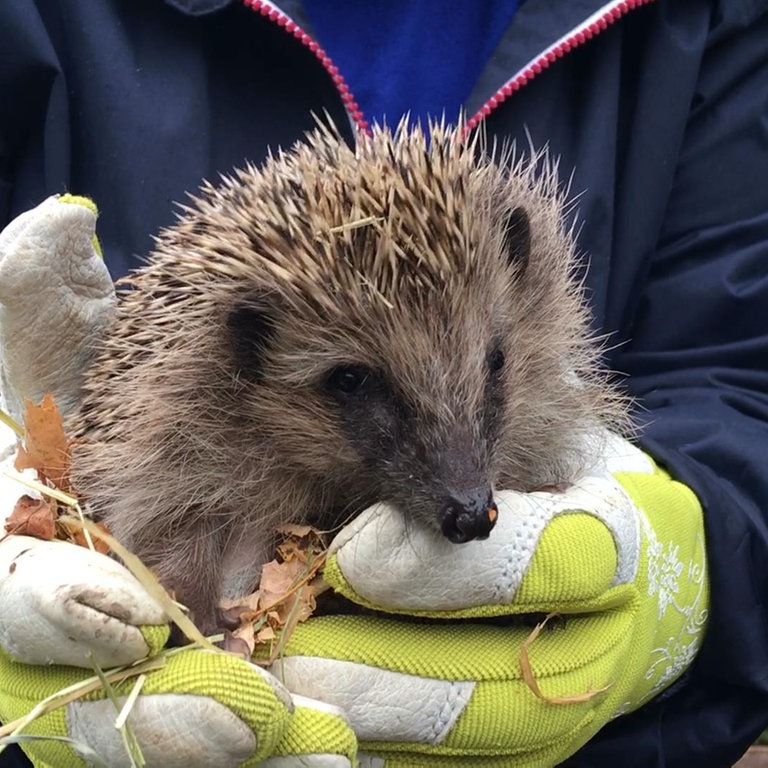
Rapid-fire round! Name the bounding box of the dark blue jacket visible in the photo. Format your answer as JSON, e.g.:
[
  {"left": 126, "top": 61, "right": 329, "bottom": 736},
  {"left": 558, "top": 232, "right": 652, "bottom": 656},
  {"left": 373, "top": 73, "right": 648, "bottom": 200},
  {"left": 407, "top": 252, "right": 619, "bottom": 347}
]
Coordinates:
[{"left": 2, "top": 1, "right": 768, "bottom": 765}]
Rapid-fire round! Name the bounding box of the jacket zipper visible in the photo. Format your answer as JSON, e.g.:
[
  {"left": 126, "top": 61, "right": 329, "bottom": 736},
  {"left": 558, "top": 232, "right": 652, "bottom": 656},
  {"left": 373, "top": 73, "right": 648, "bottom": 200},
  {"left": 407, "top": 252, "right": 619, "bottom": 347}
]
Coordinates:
[
  {"left": 244, "top": 0, "right": 656, "bottom": 135},
  {"left": 242, "top": 0, "right": 370, "bottom": 133},
  {"left": 466, "top": 0, "right": 657, "bottom": 131}
]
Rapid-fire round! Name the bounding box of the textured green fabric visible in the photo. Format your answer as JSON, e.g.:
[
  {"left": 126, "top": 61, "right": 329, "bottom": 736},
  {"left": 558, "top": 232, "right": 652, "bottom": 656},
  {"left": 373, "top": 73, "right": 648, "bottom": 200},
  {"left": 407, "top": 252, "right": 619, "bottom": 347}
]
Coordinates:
[
  {"left": 0, "top": 647, "right": 296, "bottom": 767},
  {"left": 138, "top": 624, "right": 171, "bottom": 657},
  {"left": 272, "top": 701, "right": 357, "bottom": 760},
  {"left": 0, "top": 650, "right": 82, "bottom": 768},
  {"left": 0, "top": 643, "right": 359, "bottom": 767}
]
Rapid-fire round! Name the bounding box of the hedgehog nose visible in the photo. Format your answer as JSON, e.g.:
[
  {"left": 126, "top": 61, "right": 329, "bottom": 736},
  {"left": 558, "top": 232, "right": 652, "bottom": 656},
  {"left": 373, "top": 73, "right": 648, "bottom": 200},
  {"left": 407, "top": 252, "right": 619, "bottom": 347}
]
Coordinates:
[{"left": 440, "top": 488, "right": 498, "bottom": 543}]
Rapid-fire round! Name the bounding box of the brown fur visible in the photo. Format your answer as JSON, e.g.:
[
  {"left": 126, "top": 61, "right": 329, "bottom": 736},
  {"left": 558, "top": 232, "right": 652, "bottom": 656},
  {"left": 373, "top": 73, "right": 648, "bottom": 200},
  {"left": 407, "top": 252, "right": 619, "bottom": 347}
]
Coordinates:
[{"left": 69, "top": 123, "right": 628, "bottom": 633}]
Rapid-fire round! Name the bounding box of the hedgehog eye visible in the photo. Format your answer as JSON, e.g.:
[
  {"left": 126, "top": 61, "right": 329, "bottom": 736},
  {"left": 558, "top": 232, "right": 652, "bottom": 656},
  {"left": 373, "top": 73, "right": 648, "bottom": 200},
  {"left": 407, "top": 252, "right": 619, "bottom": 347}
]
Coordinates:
[
  {"left": 487, "top": 347, "right": 505, "bottom": 375},
  {"left": 326, "top": 365, "right": 373, "bottom": 395}
]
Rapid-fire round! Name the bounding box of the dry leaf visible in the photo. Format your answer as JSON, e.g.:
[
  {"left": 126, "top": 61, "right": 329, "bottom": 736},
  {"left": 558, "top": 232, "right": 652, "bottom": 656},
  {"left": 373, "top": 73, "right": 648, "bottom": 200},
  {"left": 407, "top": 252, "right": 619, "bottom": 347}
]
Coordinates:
[
  {"left": 219, "top": 591, "right": 261, "bottom": 614},
  {"left": 4, "top": 394, "right": 113, "bottom": 555},
  {"left": 266, "top": 610, "right": 282, "bottom": 625},
  {"left": 219, "top": 525, "right": 329, "bottom": 662},
  {"left": 14, "top": 394, "right": 72, "bottom": 492},
  {"left": 258, "top": 557, "right": 306, "bottom": 608},
  {"left": 255, "top": 624, "right": 276, "bottom": 643},
  {"left": 519, "top": 613, "right": 612, "bottom": 704},
  {"left": 221, "top": 631, "right": 252, "bottom": 658},
  {"left": 275, "top": 523, "right": 316, "bottom": 539},
  {"left": 71, "top": 523, "right": 112, "bottom": 555},
  {"left": 275, "top": 525, "right": 325, "bottom": 563},
  {"left": 232, "top": 625, "right": 257, "bottom": 655},
  {"left": 4, "top": 495, "right": 57, "bottom": 540}
]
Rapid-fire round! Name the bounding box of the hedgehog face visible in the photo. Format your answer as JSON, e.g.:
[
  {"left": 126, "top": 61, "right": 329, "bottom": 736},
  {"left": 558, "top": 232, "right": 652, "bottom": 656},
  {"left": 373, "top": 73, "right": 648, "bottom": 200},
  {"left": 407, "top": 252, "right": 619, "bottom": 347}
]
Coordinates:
[
  {"left": 318, "top": 347, "right": 507, "bottom": 543},
  {"left": 217, "top": 153, "right": 540, "bottom": 542},
  {"left": 224, "top": 231, "right": 521, "bottom": 543},
  {"left": 228, "top": 324, "right": 507, "bottom": 542}
]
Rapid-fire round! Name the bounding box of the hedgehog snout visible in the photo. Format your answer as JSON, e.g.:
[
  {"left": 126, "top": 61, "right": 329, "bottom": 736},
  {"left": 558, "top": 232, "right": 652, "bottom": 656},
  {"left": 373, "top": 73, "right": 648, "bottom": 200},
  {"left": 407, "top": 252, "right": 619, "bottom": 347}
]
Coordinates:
[{"left": 439, "top": 487, "right": 498, "bottom": 543}]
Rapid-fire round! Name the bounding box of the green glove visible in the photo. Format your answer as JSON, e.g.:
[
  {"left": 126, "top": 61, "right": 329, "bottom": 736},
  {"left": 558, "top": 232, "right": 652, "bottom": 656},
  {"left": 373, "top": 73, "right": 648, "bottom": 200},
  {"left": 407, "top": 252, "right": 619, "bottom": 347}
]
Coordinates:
[
  {"left": 0, "top": 432, "right": 705, "bottom": 768},
  {"left": 0, "top": 197, "right": 357, "bottom": 768},
  {"left": 0, "top": 531, "right": 357, "bottom": 768},
  {"left": 269, "top": 432, "right": 708, "bottom": 767}
]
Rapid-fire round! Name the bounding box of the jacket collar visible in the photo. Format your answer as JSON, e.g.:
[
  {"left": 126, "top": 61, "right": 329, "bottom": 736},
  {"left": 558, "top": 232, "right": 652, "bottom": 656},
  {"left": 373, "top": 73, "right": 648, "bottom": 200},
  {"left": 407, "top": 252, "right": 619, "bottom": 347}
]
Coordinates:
[{"left": 160, "top": 0, "right": 641, "bottom": 127}]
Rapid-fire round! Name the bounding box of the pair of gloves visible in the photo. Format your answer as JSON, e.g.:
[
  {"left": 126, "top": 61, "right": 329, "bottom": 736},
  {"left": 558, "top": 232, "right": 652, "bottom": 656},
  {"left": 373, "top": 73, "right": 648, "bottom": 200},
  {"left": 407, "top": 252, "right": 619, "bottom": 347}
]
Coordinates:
[{"left": 0, "top": 197, "right": 709, "bottom": 768}]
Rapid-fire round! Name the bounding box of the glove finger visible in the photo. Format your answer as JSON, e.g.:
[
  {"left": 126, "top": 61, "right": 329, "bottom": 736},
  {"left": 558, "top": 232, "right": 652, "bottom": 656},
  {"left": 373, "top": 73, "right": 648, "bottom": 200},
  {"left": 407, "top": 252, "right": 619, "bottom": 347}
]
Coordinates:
[
  {"left": 325, "top": 476, "right": 640, "bottom": 617},
  {"left": 0, "top": 648, "right": 294, "bottom": 768},
  {"left": 0, "top": 535, "right": 169, "bottom": 668},
  {"left": 271, "top": 614, "right": 629, "bottom": 759}
]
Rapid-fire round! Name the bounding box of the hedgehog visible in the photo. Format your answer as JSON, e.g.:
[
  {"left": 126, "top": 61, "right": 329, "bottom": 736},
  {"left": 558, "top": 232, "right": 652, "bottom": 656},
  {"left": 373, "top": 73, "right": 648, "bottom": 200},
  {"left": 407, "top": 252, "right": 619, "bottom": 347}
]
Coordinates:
[{"left": 70, "top": 122, "right": 628, "bottom": 634}]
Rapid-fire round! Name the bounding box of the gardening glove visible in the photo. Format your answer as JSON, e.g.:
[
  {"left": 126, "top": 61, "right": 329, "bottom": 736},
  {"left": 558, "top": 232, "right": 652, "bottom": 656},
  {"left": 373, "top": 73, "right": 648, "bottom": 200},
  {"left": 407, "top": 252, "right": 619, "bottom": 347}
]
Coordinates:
[
  {"left": 0, "top": 457, "right": 357, "bottom": 768},
  {"left": 0, "top": 433, "right": 706, "bottom": 768},
  {"left": 0, "top": 198, "right": 357, "bottom": 768},
  {"left": 271, "top": 431, "right": 708, "bottom": 768},
  {"left": 0, "top": 195, "right": 114, "bottom": 426}
]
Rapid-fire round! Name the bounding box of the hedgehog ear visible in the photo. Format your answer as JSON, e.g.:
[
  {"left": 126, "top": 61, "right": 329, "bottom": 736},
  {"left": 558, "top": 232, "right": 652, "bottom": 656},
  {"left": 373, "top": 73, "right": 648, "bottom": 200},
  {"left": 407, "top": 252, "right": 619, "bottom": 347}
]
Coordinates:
[
  {"left": 504, "top": 206, "right": 531, "bottom": 272},
  {"left": 227, "top": 298, "right": 278, "bottom": 381}
]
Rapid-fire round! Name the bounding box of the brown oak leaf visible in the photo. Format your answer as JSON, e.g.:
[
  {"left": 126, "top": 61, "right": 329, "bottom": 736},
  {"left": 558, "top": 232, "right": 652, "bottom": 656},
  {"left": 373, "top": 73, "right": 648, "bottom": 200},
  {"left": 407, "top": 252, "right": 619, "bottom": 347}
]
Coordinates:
[
  {"left": 4, "top": 495, "right": 57, "bottom": 540},
  {"left": 218, "top": 525, "right": 329, "bottom": 662},
  {"left": 14, "top": 394, "right": 72, "bottom": 492}
]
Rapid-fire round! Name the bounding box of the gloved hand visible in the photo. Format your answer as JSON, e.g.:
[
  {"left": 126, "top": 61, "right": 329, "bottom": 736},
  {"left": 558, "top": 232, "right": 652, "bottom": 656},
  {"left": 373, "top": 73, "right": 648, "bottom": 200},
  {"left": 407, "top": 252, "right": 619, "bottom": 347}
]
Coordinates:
[
  {"left": 0, "top": 430, "right": 707, "bottom": 768},
  {"left": 273, "top": 432, "right": 708, "bottom": 767},
  {"left": 0, "top": 519, "right": 357, "bottom": 768},
  {"left": 0, "top": 197, "right": 357, "bottom": 768}
]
